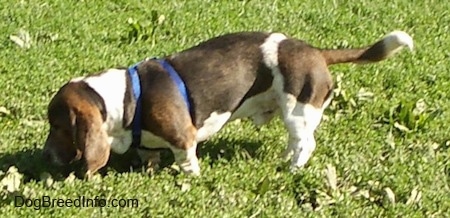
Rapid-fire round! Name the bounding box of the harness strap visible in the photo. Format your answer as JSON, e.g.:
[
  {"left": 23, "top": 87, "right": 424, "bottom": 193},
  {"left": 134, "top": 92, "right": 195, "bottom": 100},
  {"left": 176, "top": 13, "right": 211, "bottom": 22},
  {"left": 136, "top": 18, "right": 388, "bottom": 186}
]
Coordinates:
[
  {"left": 155, "top": 58, "right": 192, "bottom": 112},
  {"left": 127, "top": 63, "right": 142, "bottom": 148},
  {"left": 128, "top": 58, "right": 192, "bottom": 148}
]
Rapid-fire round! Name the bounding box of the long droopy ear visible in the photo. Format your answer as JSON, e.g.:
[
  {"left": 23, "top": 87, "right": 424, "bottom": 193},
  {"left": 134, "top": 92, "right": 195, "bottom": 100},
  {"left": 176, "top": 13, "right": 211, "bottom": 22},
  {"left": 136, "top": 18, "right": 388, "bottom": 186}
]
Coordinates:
[{"left": 73, "top": 109, "right": 110, "bottom": 178}]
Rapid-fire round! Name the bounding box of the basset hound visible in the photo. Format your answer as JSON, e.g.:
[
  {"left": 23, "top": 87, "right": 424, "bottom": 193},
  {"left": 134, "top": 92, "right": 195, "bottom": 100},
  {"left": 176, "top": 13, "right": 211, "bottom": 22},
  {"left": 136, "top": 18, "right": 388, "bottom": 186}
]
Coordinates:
[{"left": 42, "top": 31, "right": 413, "bottom": 178}]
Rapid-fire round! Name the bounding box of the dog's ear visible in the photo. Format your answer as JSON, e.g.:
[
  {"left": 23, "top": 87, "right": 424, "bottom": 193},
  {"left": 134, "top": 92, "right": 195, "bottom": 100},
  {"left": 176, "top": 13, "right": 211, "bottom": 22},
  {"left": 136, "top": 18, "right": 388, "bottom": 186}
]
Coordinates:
[{"left": 72, "top": 109, "right": 111, "bottom": 177}]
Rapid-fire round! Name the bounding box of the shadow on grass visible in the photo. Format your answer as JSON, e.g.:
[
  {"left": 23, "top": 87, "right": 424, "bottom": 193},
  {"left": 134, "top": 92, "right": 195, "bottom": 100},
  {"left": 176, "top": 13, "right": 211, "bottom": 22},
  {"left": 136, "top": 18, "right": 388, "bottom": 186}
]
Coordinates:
[
  {"left": 0, "top": 149, "right": 52, "bottom": 182},
  {"left": 198, "top": 137, "right": 262, "bottom": 164},
  {"left": 0, "top": 148, "right": 141, "bottom": 182},
  {"left": 124, "top": 137, "right": 263, "bottom": 173},
  {"left": 0, "top": 137, "right": 263, "bottom": 182}
]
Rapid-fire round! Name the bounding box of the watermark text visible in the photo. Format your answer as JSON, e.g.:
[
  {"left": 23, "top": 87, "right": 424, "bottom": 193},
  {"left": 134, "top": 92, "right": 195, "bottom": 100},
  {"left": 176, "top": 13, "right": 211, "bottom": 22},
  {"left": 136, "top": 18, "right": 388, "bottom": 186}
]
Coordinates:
[{"left": 15, "top": 195, "right": 138, "bottom": 210}]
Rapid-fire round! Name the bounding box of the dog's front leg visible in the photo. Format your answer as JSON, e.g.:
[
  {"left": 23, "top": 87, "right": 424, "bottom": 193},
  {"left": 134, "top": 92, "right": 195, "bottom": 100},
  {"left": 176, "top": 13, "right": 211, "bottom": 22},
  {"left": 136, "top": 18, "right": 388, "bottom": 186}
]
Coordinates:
[
  {"left": 171, "top": 142, "right": 200, "bottom": 175},
  {"left": 280, "top": 95, "right": 324, "bottom": 169}
]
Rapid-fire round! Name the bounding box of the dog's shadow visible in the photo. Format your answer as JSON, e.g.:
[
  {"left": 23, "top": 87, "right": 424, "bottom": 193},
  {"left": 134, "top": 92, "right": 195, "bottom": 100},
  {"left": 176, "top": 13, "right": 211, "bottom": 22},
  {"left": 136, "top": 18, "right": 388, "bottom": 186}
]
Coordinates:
[
  {"left": 198, "top": 137, "right": 261, "bottom": 164},
  {"left": 0, "top": 149, "right": 54, "bottom": 182},
  {"left": 0, "top": 137, "right": 262, "bottom": 182},
  {"left": 121, "top": 137, "right": 263, "bottom": 173}
]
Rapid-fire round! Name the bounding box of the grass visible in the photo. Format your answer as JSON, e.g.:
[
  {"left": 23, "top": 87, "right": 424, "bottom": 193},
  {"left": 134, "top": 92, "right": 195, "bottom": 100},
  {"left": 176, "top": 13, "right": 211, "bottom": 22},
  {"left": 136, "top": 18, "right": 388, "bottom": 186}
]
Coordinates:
[{"left": 0, "top": 0, "right": 449, "bottom": 217}]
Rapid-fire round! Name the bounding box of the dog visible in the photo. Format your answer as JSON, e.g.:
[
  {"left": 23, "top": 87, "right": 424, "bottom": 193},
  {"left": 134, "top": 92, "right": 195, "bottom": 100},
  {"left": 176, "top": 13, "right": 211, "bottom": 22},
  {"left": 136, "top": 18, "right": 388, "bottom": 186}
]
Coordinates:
[{"left": 42, "top": 31, "right": 413, "bottom": 178}]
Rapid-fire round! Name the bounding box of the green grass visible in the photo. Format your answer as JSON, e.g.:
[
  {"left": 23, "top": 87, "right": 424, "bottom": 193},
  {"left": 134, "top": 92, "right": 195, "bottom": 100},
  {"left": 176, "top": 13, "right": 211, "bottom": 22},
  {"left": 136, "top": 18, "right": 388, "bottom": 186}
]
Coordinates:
[{"left": 1, "top": 0, "right": 449, "bottom": 217}]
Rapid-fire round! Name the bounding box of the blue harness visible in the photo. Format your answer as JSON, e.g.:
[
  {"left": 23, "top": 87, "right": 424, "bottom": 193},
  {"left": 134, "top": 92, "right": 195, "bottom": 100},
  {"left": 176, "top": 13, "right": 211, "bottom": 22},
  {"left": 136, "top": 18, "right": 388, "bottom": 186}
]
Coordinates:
[{"left": 127, "top": 58, "right": 191, "bottom": 148}]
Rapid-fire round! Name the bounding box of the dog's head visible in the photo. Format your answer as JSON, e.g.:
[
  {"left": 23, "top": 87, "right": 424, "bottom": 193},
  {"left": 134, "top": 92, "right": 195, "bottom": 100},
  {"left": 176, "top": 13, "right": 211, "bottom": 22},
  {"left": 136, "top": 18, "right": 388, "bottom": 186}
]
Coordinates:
[{"left": 43, "top": 82, "right": 107, "bottom": 167}]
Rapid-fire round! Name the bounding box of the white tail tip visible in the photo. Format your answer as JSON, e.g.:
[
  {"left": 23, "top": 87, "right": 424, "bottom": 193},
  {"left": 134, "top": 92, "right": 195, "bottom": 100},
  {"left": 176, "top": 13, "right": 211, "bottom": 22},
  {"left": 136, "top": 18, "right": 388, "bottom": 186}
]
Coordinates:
[{"left": 384, "top": 30, "right": 414, "bottom": 52}]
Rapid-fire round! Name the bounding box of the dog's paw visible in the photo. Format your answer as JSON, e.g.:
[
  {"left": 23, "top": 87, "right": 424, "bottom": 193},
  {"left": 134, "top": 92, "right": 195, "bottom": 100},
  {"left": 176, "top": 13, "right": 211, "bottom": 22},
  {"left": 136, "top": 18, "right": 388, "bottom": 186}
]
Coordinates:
[
  {"left": 84, "top": 170, "right": 102, "bottom": 181},
  {"left": 146, "top": 160, "right": 160, "bottom": 175},
  {"left": 181, "top": 165, "right": 201, "bottom": 176},
  {"left": 289, "top": 165, "right": 305, "bottom": 173},
  {"left": 179, "top": 160, "right": 201, "bottom": 176}
]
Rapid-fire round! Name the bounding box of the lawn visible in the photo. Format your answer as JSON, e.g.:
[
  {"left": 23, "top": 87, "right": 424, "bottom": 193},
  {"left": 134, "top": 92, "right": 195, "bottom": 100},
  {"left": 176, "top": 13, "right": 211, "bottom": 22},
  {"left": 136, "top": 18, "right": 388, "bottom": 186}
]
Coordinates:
[{"left": 0, "top": 0, "right": 449, "bottom": 217}]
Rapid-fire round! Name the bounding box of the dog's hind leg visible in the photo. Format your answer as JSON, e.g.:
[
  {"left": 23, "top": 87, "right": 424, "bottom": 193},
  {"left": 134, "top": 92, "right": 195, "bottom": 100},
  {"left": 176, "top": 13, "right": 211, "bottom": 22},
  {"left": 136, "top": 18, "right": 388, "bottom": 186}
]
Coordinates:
[{"left": 279, "top": 95, "right": 324, "bottom": 169}]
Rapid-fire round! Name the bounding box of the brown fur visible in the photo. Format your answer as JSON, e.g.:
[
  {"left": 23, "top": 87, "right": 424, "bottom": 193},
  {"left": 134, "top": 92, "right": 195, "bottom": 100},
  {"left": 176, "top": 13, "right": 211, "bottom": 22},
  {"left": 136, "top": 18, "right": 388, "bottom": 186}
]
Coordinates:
[
  {"left": 277, "top": 39, "right": 333, "bottom": 108},
  {"left": 44, "top": 82, "right": 110, "bottom": 178},
  {"left": 138, "top": 61, "right": 197, "bottom": 151}
]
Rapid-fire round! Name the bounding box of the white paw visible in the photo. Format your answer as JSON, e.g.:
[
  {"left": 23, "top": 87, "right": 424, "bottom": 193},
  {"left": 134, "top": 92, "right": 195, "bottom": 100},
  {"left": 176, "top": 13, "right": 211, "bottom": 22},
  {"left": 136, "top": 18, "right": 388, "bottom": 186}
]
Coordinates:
[
  {"left": 179, "top": 159, "right": 200, "bottom": 176},
  {"left": 291, "top": 156, "right": 310, "bottom": 169},
  {"left": 289, "top": 165, "right": 303, "bottom": 173}
]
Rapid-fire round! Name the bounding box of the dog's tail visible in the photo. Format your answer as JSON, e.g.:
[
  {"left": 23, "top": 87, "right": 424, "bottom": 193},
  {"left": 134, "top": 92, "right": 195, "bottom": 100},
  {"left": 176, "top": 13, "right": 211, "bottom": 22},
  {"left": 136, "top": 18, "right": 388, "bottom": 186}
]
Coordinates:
[{"left": 321, "top": 31, "right": 413, "bottom": 66}]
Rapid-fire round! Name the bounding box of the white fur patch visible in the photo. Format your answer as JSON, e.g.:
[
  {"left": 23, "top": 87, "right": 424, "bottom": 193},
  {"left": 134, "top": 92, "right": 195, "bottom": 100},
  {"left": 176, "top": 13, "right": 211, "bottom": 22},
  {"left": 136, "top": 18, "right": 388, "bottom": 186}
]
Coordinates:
[
  {"left": 106, "top": 127, "right": 132, "bottom": 154},
  {"left": 382, "top": 31, "right": 414, "bottom": 55},
  {"left": 260, "top": 33, "right": 288, "bottom": 103},
  {"left": 230, "top": 89, "right": 279, "bottom": 126},
  {"left": 260, "top": 33, "right": 287, "bottom": 68},
  {"left": 196, "top": 112, "right": 232, "bottom": 142},
  {"left": 81, "top": 69, "right": 127, "bottom": 132},
  {"left": 281, "top": 95, "right": 324, "bottom": 168},
  {"left": 284, "top": 95, "right": 324, "bottom": 133},
  {"left": 70, "top": 76, "right": 85, "bottom": 83},
  {"left": 107, "top": 129, "right": 173, "bottom": 154},
  {"left": 172, "top": 143, "right": 200, "bottom": 175},
  {"left": 76, "top": 69, "right": 131, "bottom": 153},
  {"left": 141, "top": 131, "right": 172, "bottom": 148}
]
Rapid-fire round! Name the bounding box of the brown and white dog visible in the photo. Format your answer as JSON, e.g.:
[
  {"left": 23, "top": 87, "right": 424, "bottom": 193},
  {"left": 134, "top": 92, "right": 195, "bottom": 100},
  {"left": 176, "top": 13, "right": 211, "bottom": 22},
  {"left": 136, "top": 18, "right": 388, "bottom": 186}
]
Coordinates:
[{"left": 43, "top": 31, "right": 413, "bottom": 177}]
